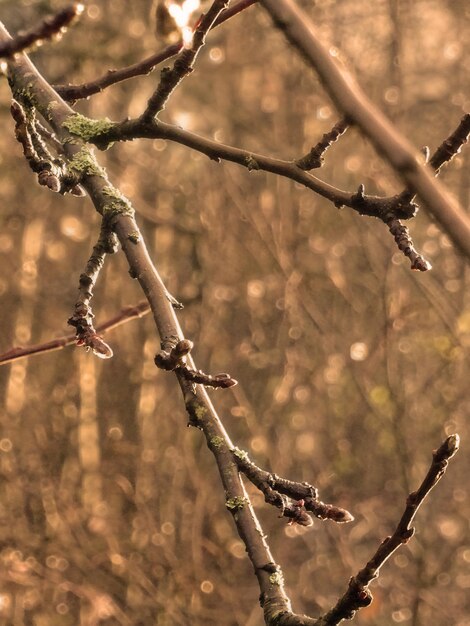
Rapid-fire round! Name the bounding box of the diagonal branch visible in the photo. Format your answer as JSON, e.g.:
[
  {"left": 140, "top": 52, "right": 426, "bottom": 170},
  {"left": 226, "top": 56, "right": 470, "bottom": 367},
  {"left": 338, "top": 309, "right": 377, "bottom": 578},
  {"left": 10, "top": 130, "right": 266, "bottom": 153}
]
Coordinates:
[
  {"left": 296, "top": 118, "right": 350, "bottom": 170},
  {"left": 260, "top": 0, "right": 470, "bottom": 260},
  {"left": 2, "top": 25, "right": 315, "bottom": 626},
  {"left": 54, "top": 0, "right": 258, "bottom": 102},
  {"left": 317, "top": 434, "right": 460, "bottom": 625}
]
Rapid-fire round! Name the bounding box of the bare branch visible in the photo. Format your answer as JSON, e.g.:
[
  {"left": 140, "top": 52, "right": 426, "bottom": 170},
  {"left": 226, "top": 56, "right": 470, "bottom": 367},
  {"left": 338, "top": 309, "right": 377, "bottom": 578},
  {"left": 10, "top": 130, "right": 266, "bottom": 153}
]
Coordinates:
[
  {"left": 397, "top": 112, "right": 470, "bottom": 207},
  {"left": 260, "top": 0, "right": 470, "bottom": 260},
  {"left": 0, "top": 4, "right": 83, "bottom": 58},
  {"left": 318, "top": 434, "right": 460, "bottom": 625},
  {"left": 54, "top": 0, "right": 258, "bottom": 101},
  {"left": 3, "top": 28, "right": 308, "bottom": 624}
]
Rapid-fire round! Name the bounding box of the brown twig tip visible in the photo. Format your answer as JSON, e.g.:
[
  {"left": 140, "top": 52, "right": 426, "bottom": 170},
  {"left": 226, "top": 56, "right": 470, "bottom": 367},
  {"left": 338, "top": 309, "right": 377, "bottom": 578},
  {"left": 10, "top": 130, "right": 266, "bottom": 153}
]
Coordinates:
[
  {"left": 296, "top": 117, "right": 349, "bottom": 170},
  {"left": 436, "top": 433, "right": 460, "bottom": 460},
  {"left": 0, "top": 4, "right": 84, "bottom": 58},
  {"left": 386, "top": 217, "right": 432, "bottom": 271}
]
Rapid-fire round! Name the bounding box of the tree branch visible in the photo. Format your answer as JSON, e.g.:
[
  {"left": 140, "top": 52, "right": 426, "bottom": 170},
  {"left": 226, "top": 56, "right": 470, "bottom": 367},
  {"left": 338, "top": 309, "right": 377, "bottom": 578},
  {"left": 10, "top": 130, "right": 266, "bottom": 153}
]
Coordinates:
[
  {"left": 296, "top": 117, "right": 349, "bottom": 170},
  {"left": 2, "top": 25, "right": 312, "bottom": 626},
  {"left": 260, "top": 0, "right": 470, "bottom": 260},
  {"left": 233, "top": 448, "right": 354, "bottom": 525},
  {"left": 54, "top": 0, "right": 258, "bottom": 102},
  {"left": 317, "top": 434, "right": 460, "bottom": 625},
  {"left": 0, "top": 301, "right": 150, "bottom": 366},
  {"left": 67, "top": 219, "right": 118, "bottom": 358}
]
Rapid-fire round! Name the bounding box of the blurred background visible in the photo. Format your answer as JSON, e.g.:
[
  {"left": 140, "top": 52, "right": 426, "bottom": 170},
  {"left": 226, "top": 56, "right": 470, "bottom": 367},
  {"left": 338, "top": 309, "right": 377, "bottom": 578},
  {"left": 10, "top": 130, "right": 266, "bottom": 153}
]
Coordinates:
[{"left": 0, "top": 1, "right": 469, "bottom": 624}]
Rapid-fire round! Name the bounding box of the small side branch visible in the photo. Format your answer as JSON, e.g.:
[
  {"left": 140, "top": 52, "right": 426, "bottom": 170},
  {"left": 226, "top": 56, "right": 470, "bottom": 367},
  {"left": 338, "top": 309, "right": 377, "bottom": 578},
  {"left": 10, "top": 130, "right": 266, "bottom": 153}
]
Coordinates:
[
  {"left": 155, "top": 338, "right": 237, "bottom": 388},
  {"left": 396, "top": 113, "right": 470, "bottom": 207},
  {"left": 430, "top": 112, "right": 470, "bottom": 173},
  {"left": 318, "top": 434, "right": 460, "bottom": 625},
  {"left": 296, "top": 118, "right": 349, "bottom": 170},
  {"left": 233, "top": 448, "right": 354, "bottom": 526},
  {"left": 0, "top": 4, "right": 83, "bottom": 57},
  {"left": 68, "top": 220, "right": 118, "bottom": 359},
  {"left": 142, "top": 0, "right": 230, "bottom": 119}
]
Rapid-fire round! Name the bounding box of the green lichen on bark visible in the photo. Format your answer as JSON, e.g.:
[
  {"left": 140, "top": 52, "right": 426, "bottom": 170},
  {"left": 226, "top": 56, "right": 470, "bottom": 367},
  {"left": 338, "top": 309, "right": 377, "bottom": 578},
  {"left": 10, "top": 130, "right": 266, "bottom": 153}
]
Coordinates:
[
  {"left": 269, "top": 572, "right": 284, "bottom": 586},
  {"left": 210, "top": 436, "right": 225, "bottom": 449},
  {"left": 225, "top": 496, "right": 247, "bottom": 511},
  {"left": 68, "top": 146, "right": 106, "bottom": 178},
  {"left": 232, "top": 447, "right": 249, "bottom": 461},
  {"left": 102, "top": 185, "right": 135, "bottom": 219},
  {"left": 62, "top": 112, "right": 114, "bottom": 148}
]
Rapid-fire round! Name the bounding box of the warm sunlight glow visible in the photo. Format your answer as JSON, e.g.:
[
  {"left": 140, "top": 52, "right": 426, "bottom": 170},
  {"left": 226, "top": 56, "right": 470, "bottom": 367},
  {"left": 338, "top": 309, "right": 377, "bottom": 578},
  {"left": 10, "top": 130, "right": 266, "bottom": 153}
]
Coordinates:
[{"left": 168, "top": 0, "right": 200, "bottom": 46}]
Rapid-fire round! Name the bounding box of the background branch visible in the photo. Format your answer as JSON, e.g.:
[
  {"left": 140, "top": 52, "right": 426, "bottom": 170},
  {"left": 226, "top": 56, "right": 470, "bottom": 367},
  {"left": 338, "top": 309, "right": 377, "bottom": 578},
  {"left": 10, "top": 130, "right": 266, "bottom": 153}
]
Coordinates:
[
  {"left": 0, "top": 3, "right": 83, "bottom": 57},
  {"left": 0, "top": 301, "right": 150, "bottom": 366}
]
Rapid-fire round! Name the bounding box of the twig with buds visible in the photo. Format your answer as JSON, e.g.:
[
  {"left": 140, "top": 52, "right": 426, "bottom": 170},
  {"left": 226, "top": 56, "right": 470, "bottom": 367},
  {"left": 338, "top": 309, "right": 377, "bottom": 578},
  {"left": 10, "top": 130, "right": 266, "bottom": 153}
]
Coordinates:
[
  {"left": 68, "top": 220, "right": 119, "bottom": 359},
  {"left": 233, "top": 448, "right": 354, "bottom": 526}
]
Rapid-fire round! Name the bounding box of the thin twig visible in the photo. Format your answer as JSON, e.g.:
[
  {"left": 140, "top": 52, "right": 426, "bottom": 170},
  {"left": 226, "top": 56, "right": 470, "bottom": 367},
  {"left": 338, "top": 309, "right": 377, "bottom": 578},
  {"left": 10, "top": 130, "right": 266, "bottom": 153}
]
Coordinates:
[
  {"left": 142, "top": 0, "right": 230, "bottom": 119},
  {"left": 0, "top": 4, "right": 83, "bottom": 57},
  {"left": 296, "top": 118, "right": 349, "bottom": 170},
  {"left": 397, "top": 113, "right": 470, "bottom": 207},
  {"left": 155, "top": 338, "right": 237, "bottom": 388},
  {"left": 68, "top": 220, "right": 118, "bottom": 358},
  {"left": 55, "top": 0, "right": 258, "bottom": 101},
  {"left": 0, "top": 302, "right": 151, "bottom": 366},
  {"left": 318, "top": 434, "right": 460, "bottom": 625}
]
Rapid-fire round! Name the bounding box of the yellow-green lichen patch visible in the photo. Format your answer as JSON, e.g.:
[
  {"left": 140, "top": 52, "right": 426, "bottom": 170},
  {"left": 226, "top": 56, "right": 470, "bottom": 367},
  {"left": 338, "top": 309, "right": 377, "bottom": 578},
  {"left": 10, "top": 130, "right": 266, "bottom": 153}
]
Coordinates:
[
  {"left": 62, "top": 112, "right": 115, "bottom": 144},
  {"left": 127, "top": 231, "right": 140, "bottom": 244},
  {"left": 69, "top": 147, "right": 106, "bottom": 178},
  {"left": 210, "top": 436, "right": 225, "bottom": 449},
  {"left": 232, "top": 447, "right": 249, "bottom": 461},
  {"left": 102, "top": 185, "right": 135, "bottom": 220},
  {"left": 225, "top": 496, "right": 247, "bottom": 511},
  {"left": 194, "top": 404, "right": 207, "bottom": 420},
  {"left": 269, "top": 572, "right": 284, "bottom": 586}
]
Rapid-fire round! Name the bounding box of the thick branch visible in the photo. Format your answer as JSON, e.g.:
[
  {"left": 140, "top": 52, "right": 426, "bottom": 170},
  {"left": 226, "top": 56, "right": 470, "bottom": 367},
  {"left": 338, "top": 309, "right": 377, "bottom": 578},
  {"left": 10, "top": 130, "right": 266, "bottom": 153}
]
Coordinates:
[
  {"left": 54, "top": 0, "right": 258, "bottom": 101},
  {"left": 317, "top": 434, "right": 460, "bottom": 625},
  {"left": 260, "top": 0, "right": 470, "bottom": 260}
]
